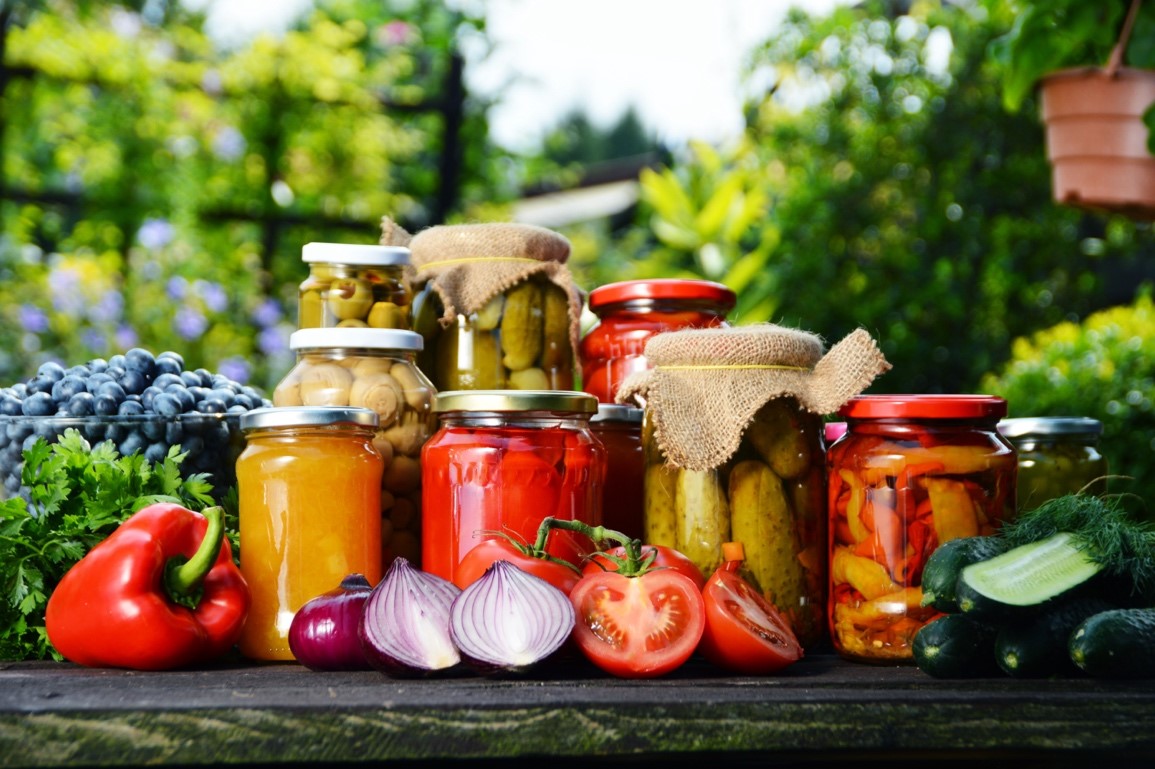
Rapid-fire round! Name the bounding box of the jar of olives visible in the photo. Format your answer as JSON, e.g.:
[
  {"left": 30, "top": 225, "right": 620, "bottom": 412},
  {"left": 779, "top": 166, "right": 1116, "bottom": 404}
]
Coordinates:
[
  {"left": 298, "top": 242, "right": 412, "bottom": 330},
  {"left": 272, "top": 327, "right": 436, "bottom": 568},
  {"left": 998, "top": 416, "right": 1108, "bottom": 510}
]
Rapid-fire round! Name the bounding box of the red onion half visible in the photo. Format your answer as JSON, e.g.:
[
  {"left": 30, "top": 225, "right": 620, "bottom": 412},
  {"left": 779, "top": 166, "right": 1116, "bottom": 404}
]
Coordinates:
[
  {"left": 359, "top": 556, "right": 463, "bottom": 677},
  {"left": 449, "top": 559, "right": 576, "bottom": 674},
  {"left": 289, "top": 573, "right": 374, "bottom": 671}
]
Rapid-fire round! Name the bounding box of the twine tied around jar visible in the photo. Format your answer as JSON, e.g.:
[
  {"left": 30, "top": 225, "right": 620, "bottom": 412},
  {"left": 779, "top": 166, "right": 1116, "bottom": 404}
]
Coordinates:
[
  {"left": 617, "top": 323, "right": 891, "bottom": 471},
  {"left": 407, "top": 222, "right": 585, "bottom": 354}
]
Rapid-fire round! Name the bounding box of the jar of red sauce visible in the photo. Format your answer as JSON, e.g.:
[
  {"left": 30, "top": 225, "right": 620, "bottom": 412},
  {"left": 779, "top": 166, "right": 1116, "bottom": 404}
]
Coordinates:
[
  {"left": 579, "top": 279, "right": 736, "bottom": 403},
  {"left": 589, "top": 403, "right": 644, "bottom": 540},
  {"left": 827, "top": 395, "right": 1017, "bottom": 663},
  {"left": 420, "top": 390, "right": 606, "bottom": 584}
]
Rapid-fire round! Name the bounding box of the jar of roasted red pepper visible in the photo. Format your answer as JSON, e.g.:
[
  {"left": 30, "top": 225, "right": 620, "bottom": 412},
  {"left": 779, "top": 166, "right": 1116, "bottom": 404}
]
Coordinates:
[
  {"left": 579, "top": 279, "right": 736, "bottom": 403},
  {"left": 827, "top": 394, "right": 1017, "bottom": 664},
  {"left": 421, "top": 390, "right": 606, "bottom": 584},
  {"left": 589, "top": 403, "right": 644, "bottom": 540}
]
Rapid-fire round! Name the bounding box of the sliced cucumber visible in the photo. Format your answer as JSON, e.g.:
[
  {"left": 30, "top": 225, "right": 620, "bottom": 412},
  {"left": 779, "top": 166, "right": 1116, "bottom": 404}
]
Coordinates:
[{"left": 959, "top": 531, "right": 1101, "bottom": 608}]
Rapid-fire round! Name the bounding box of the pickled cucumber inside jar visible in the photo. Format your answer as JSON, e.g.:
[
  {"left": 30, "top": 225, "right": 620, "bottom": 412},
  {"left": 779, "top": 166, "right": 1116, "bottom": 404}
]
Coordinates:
[{"left": 999, "top": 416, "right": 1109, "bottom": 511}]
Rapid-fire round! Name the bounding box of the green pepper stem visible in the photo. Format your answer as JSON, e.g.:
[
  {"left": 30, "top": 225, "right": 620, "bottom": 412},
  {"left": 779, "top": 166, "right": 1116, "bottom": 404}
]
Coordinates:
[{"left": 167, "top": 506, "right": 225, "bottom": 607}]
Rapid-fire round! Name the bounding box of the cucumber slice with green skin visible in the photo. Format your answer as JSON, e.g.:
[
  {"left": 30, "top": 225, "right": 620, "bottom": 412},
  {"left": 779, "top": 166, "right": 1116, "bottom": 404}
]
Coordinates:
[
  {"left": 920, "top": 536, "right": 1007, "bottom": 613},
  {"left": 959, "top": 531, "right": 1101, "bottom": 608},
  {"left": 1070, "top": 607, "right": 1155, "bottom": 679}
]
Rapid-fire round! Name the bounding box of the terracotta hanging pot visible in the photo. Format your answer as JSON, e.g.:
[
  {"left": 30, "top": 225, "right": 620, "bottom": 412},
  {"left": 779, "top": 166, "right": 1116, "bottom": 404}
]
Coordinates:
[{"left": 1040, "top": 66, "right": 1155, "bottom": 219}]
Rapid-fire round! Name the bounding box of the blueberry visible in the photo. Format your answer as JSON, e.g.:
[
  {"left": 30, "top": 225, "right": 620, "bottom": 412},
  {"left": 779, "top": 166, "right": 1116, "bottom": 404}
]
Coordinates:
[
  {"left": 188, "top": 386, "right": 212, "bottom": 404},
  {"left": 96, "top": 381, "right": 127, "bottom": 402},
  {"left": 158, "top": 350, "right": 185, "bottom": 369},
  {"left": 1, "top": 394, "right": 23, "bottom": 416},
  {"left": 86, "top": 372, "right": 114, "bottom": 390},
  {"left": 144, "top": 442, "right": 169, "bottom": 464},
  {"left": 125, "top": 348, "right": 158, "bottom": 380},
  {"left": 118, "top": 369, "right": 148, "bottom": 395},
  {"left": 87, "top": 358, "right": 109, "bottom": 374},
  {"left": 140, "top": 386, "right": 160, "bottom": 411},
  {"left": 165, "top": 421, "right": 184, "bottom": 445},
  {"left": 164, "top": 386, "right": 196, "bottom": 413},
  {"left": 142, "top": 420, "right": 166, "bottom": 441},
  {"left": 22, "top": 392, "right": 55, "bottom": 416},
  {"left": 180, "top": 370, "right": 203, "bottom": 388},
  {"left": 153, "top": 373, "right": 184, "bottom": 390},
  {"left": 108, "top": 354, "right": 127, "bottom": 370},
  {"left": 179, "top": 434, "right": 205, "bottom": 456},
  {"left": 51, "top": 375, "right": 88, "bottom": 403},
  {"left": 198, "top": 398, "right": 228, "bottom": 414},
  {"left": 65, "top": 391, "right": 95, "bottom": 417},
  {"left": 105, "top": 423, "right": 127, "bottom": 444},
  {"left": 152, "top": 391, "right": 183, "bottom": 418},
  {"left": 118, "top": 432, "right": 147, "bottom": 457},
  {"left": 94, "top": 393, "right": 120, "bottom": 416},
  {"left": 36, "top": 362, "right": 67, "bottom": 383},
  {"left": 7, "top": 421, "right": 33, "bottom": 442},
  {"left": 25, "top": 374, "right": 55, "bottom": 395},
  {"left": 65, "top": 365, "right": 90, "bottom": 378}
]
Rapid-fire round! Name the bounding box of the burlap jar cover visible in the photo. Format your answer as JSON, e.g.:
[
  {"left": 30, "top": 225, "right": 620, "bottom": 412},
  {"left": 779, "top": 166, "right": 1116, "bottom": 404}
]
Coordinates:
[
  {"left": 405, "top": 222, "right": 584, "bottom": 390},
  {"left": 618, "top": 324, "right": 891, "bottom": 471}
]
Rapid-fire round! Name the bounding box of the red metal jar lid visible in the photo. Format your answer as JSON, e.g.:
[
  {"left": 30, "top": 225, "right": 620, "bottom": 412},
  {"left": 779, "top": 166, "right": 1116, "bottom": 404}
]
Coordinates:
[
  {"left": 839, "top": 394, "right": 1008, "bottom": 420},
  {"left": 587, "top": 279, "right": 737, "bottom": 310}
]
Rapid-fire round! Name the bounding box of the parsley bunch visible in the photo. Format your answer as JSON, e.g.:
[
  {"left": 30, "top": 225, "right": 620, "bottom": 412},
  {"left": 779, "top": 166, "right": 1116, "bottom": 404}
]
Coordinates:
[{"left": 0, "top": 430, "right": 232, "bottom": 661}]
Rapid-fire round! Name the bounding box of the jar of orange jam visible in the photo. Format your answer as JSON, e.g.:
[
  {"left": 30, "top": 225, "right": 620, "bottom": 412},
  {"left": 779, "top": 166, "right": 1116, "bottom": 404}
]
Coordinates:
[
  {"left": 826, "top": 395, "right": 1017, "bottom": 663},
  {"left": 237, "top": 406, "right": 383, "bottom": 661},
  {"left": 421, "top": 390, "right": 605, "bottom": 584},
  {"left": 589, "top": 403, "right": 644, "bottom": 540},
  {"left": 579, "top": 279, "right": 735, "bottom": 403}
]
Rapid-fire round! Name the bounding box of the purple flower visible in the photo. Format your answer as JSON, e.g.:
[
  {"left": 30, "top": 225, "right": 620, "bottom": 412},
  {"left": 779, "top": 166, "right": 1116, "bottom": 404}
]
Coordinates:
[
  {"left": 258, "top": 325, "right": 290, "bottom": 357},
  {"left": 251, "top": 298, "right": 283, "bottom": 328},
  {"left": 195, "top": 280, "right": 228, "bottom": 313},
  {"left": 115, "top": 325, "right": 139, "bottom": 349},
  {"left": 19, "top": 304, "right": 50, "bottom": 333},
  {"left": 167, "top": 276, "right": 189, "bottom": 301},
  {"left": 48, "top": 265, "right": 85, "bottom": 317},
  {"left": 217, "top": 356, "right": 251, "bottom": 385},
  {"left": 81, "top": 328, "right": 106, "bottom": 350},
  {"left": 89, "top": 289, "right": 125, "bottom": 325},
  {"left": 212, "top": 126, "right": 246, "bottom": 162},
  {"left": 174, "top": 306, "right": 208, "bottom": 340},
  {"left": 137, "top": 218, "right": 175, "bottom": 250}
]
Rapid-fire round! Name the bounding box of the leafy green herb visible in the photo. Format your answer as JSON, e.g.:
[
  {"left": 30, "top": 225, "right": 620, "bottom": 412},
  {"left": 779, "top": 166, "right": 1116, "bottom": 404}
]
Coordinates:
[
  {"left": 998, "top": 493, "right": 1155, "bottom": 601},
  {"left": 0, "top": 430, "right": 232, "bottom": 661}
]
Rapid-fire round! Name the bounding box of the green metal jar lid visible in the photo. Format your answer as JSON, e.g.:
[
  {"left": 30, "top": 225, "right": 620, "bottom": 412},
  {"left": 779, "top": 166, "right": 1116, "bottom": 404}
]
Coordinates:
[
  {"left": 998, "top": 416, "right": 1103, "bottom": 439},
  {"left": 433, "top": 390, "right": 598, "bottom": 415},
  {"left": 589, "top": 403, "right": 644, "bottom": 423},
  {"left": 289, "top": 327, "right": 424, "bottom": 352},
  {"left": 301, "top": 242, "right": 411, "bottom": 266},
  {"left": 240, "top": 406, "right": 379, "bottom": 432}
]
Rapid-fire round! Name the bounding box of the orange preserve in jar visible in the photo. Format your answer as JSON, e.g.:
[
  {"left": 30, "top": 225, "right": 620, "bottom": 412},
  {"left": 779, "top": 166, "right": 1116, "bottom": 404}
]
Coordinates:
[
  {"left": 579, "top": 279, "right": 735, "bottom": 403},
  {"left": 827, "top": 395, "right": 1017, "bottom": 663},
  {"left": 421, "top": 390, "right": 605, "bottom": 583},
  {"left": 237, "top": 406, "right": 383, "bottom": 661},
  {"left": 589, "top": 404, "right": 644, "bottom": 540}
]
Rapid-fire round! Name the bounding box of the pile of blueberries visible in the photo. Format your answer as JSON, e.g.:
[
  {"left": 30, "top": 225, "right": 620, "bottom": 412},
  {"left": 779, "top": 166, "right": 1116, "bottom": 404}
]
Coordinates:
[{"left": 0, "top": 348, "right": 272, "bottom": 499}]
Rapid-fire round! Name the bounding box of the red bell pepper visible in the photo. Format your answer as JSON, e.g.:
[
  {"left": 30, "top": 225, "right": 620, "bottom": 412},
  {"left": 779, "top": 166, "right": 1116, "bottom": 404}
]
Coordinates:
[{"left": 45, "top": 502, "right": 249, "bottom": 670}]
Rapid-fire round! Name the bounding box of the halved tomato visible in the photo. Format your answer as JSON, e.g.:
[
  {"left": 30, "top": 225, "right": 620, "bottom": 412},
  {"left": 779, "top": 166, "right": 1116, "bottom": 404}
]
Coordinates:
[
  {"left": 583, "top": 544, "right": 706, "bottom": 590},
  {"left": 569, "top": 569, "right": 705, "bottom": 678},
  {"left": 700, "top": 559, "right": 803, "bottom": 675}
]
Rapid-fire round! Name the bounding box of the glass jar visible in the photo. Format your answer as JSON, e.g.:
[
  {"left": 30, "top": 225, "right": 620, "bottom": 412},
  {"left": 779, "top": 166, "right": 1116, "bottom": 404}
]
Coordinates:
[
  {"left": 298, "top": 241, "right": 411, "bottom": 330},
  {"left": 236, "top": 406, "right": 383, "bottom": 661},
  {"left": 589, "top": 403, "right": 644, "bottom": 541},
  {"left": 998, "top": 416, "right": 1108, "bottom": 510},
  {"left": 642, "top": 396, "right": 828, "bottom": 649},
  {"left": 827, "top": 395, "right": 1017, "bottom": 664},
  {"left": 579, "top": 279, "right": 736, "bottom": 403},
  {"left": 412, "top": 274, "right": 574, "bottom": 392},
  {"left": 421, "top": 390, "right": 605, "bottom": 584},
  {"left": 272, "top": 327, "right": 436, "bottom": 568}
]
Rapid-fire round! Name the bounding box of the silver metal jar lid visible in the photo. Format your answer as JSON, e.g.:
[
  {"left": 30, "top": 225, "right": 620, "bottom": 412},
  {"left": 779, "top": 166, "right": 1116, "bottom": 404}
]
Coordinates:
[
  {"left": 240, "top": 406, "right": 380, "bottom": 432},
  {"left": 997, "top": 416, "right": 1103, "bottom": 439},
  {"left": 432, "top": 390, "right": 598, "bottom": 415},
  {"left": 289, "top": 327, "right": 424, "bottom": 352},
  {"left": 589, "top": 403, "right": 644, "bottom": 423},
  {"left": 302, "top": 242, "right": 411, "bottom": 266}
]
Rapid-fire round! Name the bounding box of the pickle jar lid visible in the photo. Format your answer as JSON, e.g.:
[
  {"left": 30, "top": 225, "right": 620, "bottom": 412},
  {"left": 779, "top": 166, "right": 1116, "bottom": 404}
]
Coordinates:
[
  {"left": 433, "top": 390, "right": 599, "bottom": 415},
  {"left": 240, "top": 406, "right": 379, "bottom": 432},
  {"left": 590, "top": 403, "right": 644, "bottom": 423},
  {"left": 998, "top": 416, "right": 1103, "bottom": 439},
  {"left": 840, "top": 394, "right": 1008, "bottom": 420},
  {"left": 587, "top": 279, "right": 736, "bottom": 310},
  {"left": 302, "top": 242, "right": 411, "bottom": 266},
  {"left": 289, "top": 327, "right": 423, "bottom": 352}
]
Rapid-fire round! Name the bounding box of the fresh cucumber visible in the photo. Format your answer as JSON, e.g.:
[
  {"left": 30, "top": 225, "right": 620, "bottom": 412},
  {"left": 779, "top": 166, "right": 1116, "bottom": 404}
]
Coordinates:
[
  {"left": 920, "top": 536, "right": 1007, "bottom": 613},
  {"left": 1070, "top": 607, "right": 1155, "bottom": 679},
  {"left": 912, "top": 613, "right": 999, "bottom": 679},
  {"left": 957, "top": 532, "right": 1101, "bottom": 618},
  {"left": 995, "top": 596, "right": 1116, "bottom": 678}
]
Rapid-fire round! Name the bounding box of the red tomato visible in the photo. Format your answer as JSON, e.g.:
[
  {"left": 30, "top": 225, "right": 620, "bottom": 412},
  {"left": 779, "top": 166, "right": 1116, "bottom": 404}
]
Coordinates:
[
  {"left": 453, "top": 539, "right": 582, "bottom": 595},
  {"left": 569, "top": 570, "right": 705, "bottom": 678},
  {"left": 583, "top": 545, "right": 706, "bottom": 590},
  {"left": 699, "top": 562, "right": 803, "bottom": 675}
]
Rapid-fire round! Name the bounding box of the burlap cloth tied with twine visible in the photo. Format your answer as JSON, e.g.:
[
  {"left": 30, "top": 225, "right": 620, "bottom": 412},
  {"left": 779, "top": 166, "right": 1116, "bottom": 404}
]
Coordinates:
[
  {"left": 617, "top": 323, "right": 891, "bottom": 471},
  {"left": 406, "top": 222, "right": 584, "bottom": 353}
]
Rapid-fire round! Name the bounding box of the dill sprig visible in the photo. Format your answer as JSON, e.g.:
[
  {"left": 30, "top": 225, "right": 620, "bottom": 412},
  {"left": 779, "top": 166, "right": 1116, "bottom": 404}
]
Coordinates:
[{"left": 999, "top": 494, "right": 1155, "bottom": 599}]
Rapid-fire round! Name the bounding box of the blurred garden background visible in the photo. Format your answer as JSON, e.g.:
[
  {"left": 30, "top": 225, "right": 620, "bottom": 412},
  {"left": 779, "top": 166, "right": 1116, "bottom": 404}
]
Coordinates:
[{"left": 1, "top": 0, "right": 1154, "bottom": 502}]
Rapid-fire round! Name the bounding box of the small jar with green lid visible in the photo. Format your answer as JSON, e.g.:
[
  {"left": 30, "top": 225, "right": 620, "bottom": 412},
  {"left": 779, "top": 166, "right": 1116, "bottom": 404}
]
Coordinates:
[
  {"left": 298, "top": 241, "right": 412, "bottom": 330},
  {"left": 998, "top": 416, "right": 1109, "bottom": 511}
]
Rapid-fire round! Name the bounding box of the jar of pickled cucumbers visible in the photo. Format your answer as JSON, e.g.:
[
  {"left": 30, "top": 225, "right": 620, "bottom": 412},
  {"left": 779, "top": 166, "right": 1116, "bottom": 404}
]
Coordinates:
[
  {"left": 998, "top": 416, "right": 1108, "bottom": 510},
  {"left": 407, "top": 222, "right": 582, "bottom": 392},
  {"left": 298, "top": 241, "right": 411, "bottom": 330},
  {"left": 580, "top": 279, "right": 736, "bottom": 403},
  {"left": 589, "top": 403, "right": 644, "bottom": 540},
  {"left": 420, "top": 390, "right": 605, "bottom": 584},
  {"left": 827, "top": 395, "right": 1017, "bottom": 664},
  {"left": 619, "top": 324, "right": 892, "bottom": 650},
  {"left": 237, "top": 406, "right": 383, "bottom": 661},
  {"left": 272, "top": 327, "right": 436, "bottom": 567}
]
